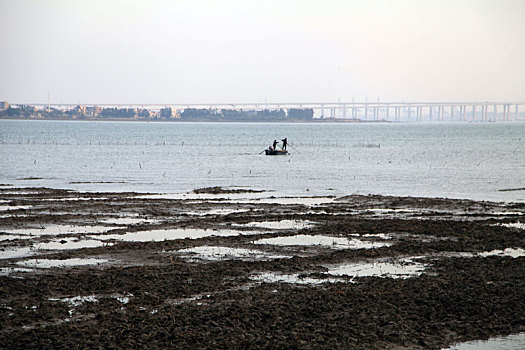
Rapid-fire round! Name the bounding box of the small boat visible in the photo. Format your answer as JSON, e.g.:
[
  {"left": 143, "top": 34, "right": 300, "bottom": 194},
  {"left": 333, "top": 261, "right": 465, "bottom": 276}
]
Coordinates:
[{"left": 265, "top": 149, "right": 288, "bottom": 155}]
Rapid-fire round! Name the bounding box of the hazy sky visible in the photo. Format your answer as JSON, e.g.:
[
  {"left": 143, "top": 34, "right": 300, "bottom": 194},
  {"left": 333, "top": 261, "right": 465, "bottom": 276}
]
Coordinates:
[{"left": 1, "top": 0, "right": 524, "bottom": 104}]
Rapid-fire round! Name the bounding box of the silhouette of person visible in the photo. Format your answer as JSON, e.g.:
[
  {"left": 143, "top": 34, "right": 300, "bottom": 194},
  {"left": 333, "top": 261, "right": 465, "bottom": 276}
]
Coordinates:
[
  {"left": 273, "top": 139, "right": 278, "bottom": 149},
  {"left": 281, "top": 138, "right": 287, "bottom": 150}
]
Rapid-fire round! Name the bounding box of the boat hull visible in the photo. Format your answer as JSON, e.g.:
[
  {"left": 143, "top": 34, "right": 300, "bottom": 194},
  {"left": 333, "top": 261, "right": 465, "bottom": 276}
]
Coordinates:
[{"left": 265, "top": 149, "right": 288, "bottom": 155}]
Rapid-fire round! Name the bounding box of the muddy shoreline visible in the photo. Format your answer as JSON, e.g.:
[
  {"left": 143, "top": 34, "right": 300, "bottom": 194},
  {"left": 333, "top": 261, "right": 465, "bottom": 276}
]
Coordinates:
[{"left": 1, "top": 187, "right": 524, "bottom": 349}]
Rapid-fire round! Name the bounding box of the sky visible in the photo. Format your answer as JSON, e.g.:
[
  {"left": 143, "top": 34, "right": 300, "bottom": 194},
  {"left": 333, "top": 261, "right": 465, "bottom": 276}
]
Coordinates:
[{"left": 1, "top": 0, "right": 524, "bottom": 104}]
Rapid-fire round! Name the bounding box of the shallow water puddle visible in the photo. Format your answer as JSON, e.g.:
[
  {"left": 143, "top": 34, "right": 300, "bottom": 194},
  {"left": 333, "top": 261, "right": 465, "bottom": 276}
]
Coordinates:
[
  {"left": 350, "top": 233, "right": 393, "bottom": 240},
  {"left": 251, "top": 257, "right": 426, "bottom": 285},
  {"left": 95, "top": 228, "right": 266, "bottom": 242},
  {"left": 176, "top": 246, "right": 292, "bottom": 261},
  {"left": 231, "top": 197, "right": 335, "bottom": 206},
  {"left": 478, "top": 247, "right": 525, "bottom": 258},
  {"left": 0, "top": 190, "right": 42, "bottom": 195},
  {"left": 0, "top": 234, "right": 31, "bottom": 241},
  {"left": 0, "top": 205, "right": 33, "bottom": 211},
  {"left": 364, "top": 208, "right": 423, "bottom": 214},
  {"left": 134, "top": 191, "right": 269, "bottom": 201},
  {"left": 17, "top": 258, "right": 108, "bottom": 268},
  {"left": 253, "top": 234, "right": 391, "bottom": 250},
  {"left": 444, "top": 332, "right": 525, "bottom": 350},
  {"left": 234, "top": 220, "right": 314, "bottom": 230},
  {"left": 500, "top": 222, "right": 525, "bottom": 230},
  {"left": 4, "top": 224, "right": 124, "bottom": 237},
  {"left": 439, "top": 248, "right": 525, "bottom": 259},
  {"left": 251, "top": 272, "right": 345, "bottom": 285},
  {"left": 186, "top": 208, "right": 252, "bottom": 216},
  {"left": 491, "top": 211, "right": 523, "bottom": 216},
  {"left": 0, "top": 247, "right": 36, "bottom": 260},
  {"left": 43, "top": 197, "right": 110, "bottom": 201},
  {"left": 99, "top": 217, "right": 156, "bottom": 225},
  {"left": 326, "top": 258, "right": 426, "bottom": 279},
  {"left": 33, "top": 238, "right": 112, "bottom": 250},
  {"left": 0, "top": 267, "right": 34, "bottom": 276}
]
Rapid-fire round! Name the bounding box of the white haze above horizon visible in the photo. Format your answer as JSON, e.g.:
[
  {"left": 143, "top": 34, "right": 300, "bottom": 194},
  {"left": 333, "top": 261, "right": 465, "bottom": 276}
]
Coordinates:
[{"left": 1, "top": 0, "right": 524, "bottom": 104}]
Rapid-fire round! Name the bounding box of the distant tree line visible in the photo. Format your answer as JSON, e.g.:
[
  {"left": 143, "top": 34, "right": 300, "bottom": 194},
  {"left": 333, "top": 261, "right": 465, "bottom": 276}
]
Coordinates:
[
  {"left": 99, "top": 108, "right": 151, "bottom": 118},
  {"left": 180, "top": 108, "right": 312, "bottom": 120},
  {"left": 1, "top": 105, "right": 314, "bottom": 121}
]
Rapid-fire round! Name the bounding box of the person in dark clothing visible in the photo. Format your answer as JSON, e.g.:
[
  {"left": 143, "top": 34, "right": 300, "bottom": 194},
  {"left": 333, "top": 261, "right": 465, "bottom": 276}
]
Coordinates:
[
  {"left": 281, "top": 138, "right": 287, "bottom": 150},
  {"left": 272, "top": 139, "right": 278, "bottom": 149}
]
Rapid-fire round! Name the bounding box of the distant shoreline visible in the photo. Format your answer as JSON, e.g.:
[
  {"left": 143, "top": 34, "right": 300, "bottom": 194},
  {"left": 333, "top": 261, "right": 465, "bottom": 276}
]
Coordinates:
[{"left": 0, "top": 117, "right": 391, "bottom": 123}]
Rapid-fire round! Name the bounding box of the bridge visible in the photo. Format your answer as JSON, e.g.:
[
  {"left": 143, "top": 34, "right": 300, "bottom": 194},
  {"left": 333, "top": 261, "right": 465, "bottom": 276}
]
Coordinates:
[{"left": 18, "top": 101, "right": 525, "bottom": 122}]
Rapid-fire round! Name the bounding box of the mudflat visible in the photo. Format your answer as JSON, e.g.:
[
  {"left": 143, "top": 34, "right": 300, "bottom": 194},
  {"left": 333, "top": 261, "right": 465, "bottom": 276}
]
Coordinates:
[{"left": 1, "top": 187, "right": 524, "bottom": 349}]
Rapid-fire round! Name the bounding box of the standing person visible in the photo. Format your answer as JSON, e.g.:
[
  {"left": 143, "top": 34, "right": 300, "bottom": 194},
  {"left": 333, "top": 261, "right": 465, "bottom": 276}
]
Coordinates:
[
  {"left": 281, "top": 138, "right": 287, "bottom": 150},
  {"left": 273, "top": 139, "right": 278, "bottom": 150}
]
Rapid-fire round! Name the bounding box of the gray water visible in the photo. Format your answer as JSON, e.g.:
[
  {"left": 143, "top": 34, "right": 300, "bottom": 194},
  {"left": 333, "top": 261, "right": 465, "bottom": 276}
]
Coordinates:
[{"left": 1, "top": 120, "right": 524, "bottom": 202}]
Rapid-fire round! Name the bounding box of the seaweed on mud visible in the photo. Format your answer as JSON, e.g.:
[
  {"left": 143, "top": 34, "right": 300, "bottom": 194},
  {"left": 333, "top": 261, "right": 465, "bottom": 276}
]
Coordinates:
[{"left": 0, "top": 187, "right": 524, "bottom": 349}]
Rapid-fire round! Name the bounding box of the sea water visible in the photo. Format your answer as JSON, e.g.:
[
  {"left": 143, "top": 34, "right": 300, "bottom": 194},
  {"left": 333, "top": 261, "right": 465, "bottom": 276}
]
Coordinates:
[{"left": 0, "top": 120, "right": 524, "bottom": 202}]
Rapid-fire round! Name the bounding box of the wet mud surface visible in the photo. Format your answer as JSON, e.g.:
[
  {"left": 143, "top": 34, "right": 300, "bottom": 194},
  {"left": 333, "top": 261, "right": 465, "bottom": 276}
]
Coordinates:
[{"left": 1, "top": 187, "right": 524, "bottom": 349}]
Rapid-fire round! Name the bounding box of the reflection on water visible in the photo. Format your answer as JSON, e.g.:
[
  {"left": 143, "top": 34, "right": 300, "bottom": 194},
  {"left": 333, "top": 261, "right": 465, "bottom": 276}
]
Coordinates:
[
  {"left": 231, "top": 197, "right": 335, "bottom": 205},
  {"left": 1, "top": 121, "right": 524, "bottom": 202},
  {"left": 17, "top": 258, "right": 108, "bottom": 268},
  {"left": 5, "top": 225, "right": 123, "bottom": 236},
  {"left": 477, "top": 248, "right": 525, "bottom": 258},
  {"left": 251, "top": 272, "right": 344, "bottom": 285},
  {"left": 254, "top": 234, "right": 391, "bottom": 250},
  {"left": 95, "top": 228, "right": 266, "bottom": 242},
  {"left": 326, "top": 258, "right": 426, "bottom": 279},
  {"left": 176, "top": 246, "right": 291, "bottom": 261},
  {"left": 186, "top": 208, "right": 253, "bottom": 216},
  {"left": 100, "top": 217, "right": 156, "bottom": 225},
  {"left": 251, "top": 257, "right": 426, "bottom": 285},
  {"left": 0, "top": 247, "right": 36, "bottom": 259},
  {"left": 444, "top": 332, "right": 525, "bottom": 350},
  {"left": 233, "top": 220, "right": 314, "bottom": 230},
  {"left": 0, "top": 205, "right": 33, "bottom": 211},
  {"left": 33, "top": 239, "right": 111, "bottom": 250},
  {"left": 501, "top": 222, "right": 525, "bottom": 230}
]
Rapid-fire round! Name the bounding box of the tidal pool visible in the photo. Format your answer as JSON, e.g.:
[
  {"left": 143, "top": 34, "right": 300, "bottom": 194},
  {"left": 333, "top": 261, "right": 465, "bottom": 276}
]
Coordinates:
[
  {"left": 233, "top": 220, "right": 314, "bottom": 230},
  {"left": 501, "top": 222, "right": 525, "bottom": 230},
  {"left": 326, "top": 258, "right": 427, "bottom": 279},
  {"left": 250, "top": 257, "right": 426, "bottom": 285},
  {"left": 186, "top": 208, "right": 252, "bottom": 216},
  {"left": 0, "top": 205, "right": 33, "bottom": 211},
  {"left": 33, "top": 239, "right": 112, "bottom": 250},
  {"left": 99, "top": 217, "right": 156, "bottom": 225},
  {"left": 5, "top": 224, "right": 123, "bottom": 236},
  {"left": 444, "top": 332, "right": 525, "bottom": 350},
  {"left": 251, "top": 272, "right": 345, "bottom": 285},
  {"left": 253, "top": 234, "right": 392, "bottom": 250},
  {"left": 0, "top": 247, "right": 36, "bottom": 260},
  {"left": 477, "top": 247, "right": 525, "bottom": 258},
  {"left": 232, "top": 197, "right": 335, "bottom": 206},
  {"left": 0, "top": 234, "right": 31, "bottom": 241},
  {"left": 0, "top": 267, "right": 34, "bottom": 276},
  {"left": 176, "top": 246, "right": 292, "bottom": 261},
  {"left": 17, "top": 258, "right": 108, "bottom": 268},
  {"left": 95, "top": 228, "right": 266, "bottom": 242}
]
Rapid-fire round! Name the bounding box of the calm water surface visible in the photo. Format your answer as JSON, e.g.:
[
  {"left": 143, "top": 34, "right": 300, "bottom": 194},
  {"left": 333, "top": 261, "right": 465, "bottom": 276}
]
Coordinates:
[{"left": 1, "top": 120, "right": 524, "bottom": 202}]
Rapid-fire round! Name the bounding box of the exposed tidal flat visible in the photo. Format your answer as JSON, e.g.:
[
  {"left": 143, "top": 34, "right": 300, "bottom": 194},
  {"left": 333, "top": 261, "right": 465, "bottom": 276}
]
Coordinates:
[
  {"left": 1, "top": 186, "right": 524, "bottom": 349},
  {"left": 1, "top": 120, "right": 524, "bottom": 348}
]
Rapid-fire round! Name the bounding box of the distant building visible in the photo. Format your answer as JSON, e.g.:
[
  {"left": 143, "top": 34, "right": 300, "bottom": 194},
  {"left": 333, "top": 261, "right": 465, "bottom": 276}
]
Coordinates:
[
  {"left": 160, "top": 107, "right": 180, "bottom": 118},
  {"left": 86, "top": 106, "right": 102, "bottom": 117},
  {"left": 74, "top": 105, "right": 87, "bottom": 115},
  {"left": 0, "top": 101, "right": 9, "bottom": 110}
]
